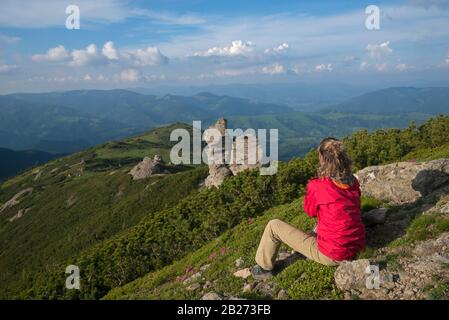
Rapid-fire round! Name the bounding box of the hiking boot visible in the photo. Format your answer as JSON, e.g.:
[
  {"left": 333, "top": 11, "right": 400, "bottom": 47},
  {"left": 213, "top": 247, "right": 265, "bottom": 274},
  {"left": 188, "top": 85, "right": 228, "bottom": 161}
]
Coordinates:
[{"left": 251, "top": 265, "right": 273, "bottom": 280}]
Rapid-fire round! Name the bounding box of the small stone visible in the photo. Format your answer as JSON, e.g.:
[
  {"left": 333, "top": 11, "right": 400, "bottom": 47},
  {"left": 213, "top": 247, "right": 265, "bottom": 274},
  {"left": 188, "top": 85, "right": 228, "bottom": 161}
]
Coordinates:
[
  {"left": 235, "top": 258, "right": 244, "bottom": 268},
  {"left": 242, "top": 283, "right": 254, "bottom": 293},
  {"left": 233, "top": 268, "right": 251, "bottom": 279},
  {"left": 200, "top": 264, "right": 211, "bottom": 272},
  {"left": 183, "top": 272, "right": 202, "bottom": 285},
  {"left": 202, "top": 292, "right": 223, "bottom": 300},
  {"left": 276, "top": 289, "right": 288, "bottom": 300},
  {"left": 187, "top": 283, "right": 200, "bottom": 291}
]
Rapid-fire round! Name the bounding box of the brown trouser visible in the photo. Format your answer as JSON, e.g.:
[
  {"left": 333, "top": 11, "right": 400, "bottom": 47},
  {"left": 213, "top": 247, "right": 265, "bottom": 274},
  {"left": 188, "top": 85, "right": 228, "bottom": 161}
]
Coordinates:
[{"left": 255, "top": 219, "right": 339, "bottom": 270}]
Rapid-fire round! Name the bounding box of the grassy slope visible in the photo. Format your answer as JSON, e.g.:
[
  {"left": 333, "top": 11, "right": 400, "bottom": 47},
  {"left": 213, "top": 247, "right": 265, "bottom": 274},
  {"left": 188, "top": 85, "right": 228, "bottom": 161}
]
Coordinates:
[
  {"left": 104, "top": 197, "right": 383, "bottom": 300},
  {"left": 0, "top": 123, "right": 207, "bottom": 298},
  {"left": 105, "top": 146, "right": 449, "bottom": 300}
]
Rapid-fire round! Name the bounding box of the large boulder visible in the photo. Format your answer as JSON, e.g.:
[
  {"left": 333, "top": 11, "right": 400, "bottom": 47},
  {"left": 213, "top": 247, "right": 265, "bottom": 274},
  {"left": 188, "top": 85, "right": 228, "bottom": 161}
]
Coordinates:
[
  {"left": 355, "top": 159, "right": 449, "bottom": 205},
  {"left": 129, "top": 155, "right": 163, "bottom": 180}
]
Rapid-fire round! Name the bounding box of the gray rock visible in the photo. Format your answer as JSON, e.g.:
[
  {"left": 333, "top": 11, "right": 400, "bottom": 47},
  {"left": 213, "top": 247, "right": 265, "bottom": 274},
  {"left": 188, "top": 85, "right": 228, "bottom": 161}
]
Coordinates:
[
  {"left": 187, "top": 283, "right": 201, "bottom": 291},
  {"left": 276, "top": 289, "right": 289, "bottom": 300},
  {"left": 235, "top": 257, "right": 244, "bottom": 268},
  {"left": 129, "top": 155, "right": 163, "bottom": 180},
  {"left": 183, "top": 272, "right": 202, "bottom": 285},
  {"left": 242, "top": 283, "right": 254, "bottom": 293},
  {"left": 0, "top": 188, "right": 33, "bottom": 213},
  {"left": 334, "top": 259, "right": 371, "bottom": 291},
  {"left": 355, "top": 159, "right": 449, "bottom": 205},
  {"left": 201, "top": 292, "right": 223, "bottom": 300}
]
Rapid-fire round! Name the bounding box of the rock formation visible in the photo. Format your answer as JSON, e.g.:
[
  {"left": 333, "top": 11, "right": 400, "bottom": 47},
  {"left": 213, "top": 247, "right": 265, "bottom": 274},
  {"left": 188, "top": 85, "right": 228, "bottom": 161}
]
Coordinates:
[
  {"left": 204, "top": 118, "right": 262, "bottom": 188},
  {"left": 129, "top": 155, "right": 163, "bottom": 180},
  {"left": 355, "top": 158, "right": 449, "bottom": 205}
]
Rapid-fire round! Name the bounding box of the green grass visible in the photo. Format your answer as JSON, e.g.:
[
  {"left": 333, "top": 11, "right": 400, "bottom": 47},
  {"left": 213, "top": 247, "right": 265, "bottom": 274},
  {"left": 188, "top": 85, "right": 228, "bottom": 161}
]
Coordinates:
[
  {"left": 0, "top": 123, "right": 208, "bottom": 299},
  {"left": 104, "top": 199, "right": 340, "bottom": 300}
]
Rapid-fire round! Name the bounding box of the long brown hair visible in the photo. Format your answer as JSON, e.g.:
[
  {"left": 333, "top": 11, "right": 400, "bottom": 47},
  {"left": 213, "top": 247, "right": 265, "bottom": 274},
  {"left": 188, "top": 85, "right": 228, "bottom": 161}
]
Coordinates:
[{"left": 317, "top": 137, "right": 353, "bottom": 179}]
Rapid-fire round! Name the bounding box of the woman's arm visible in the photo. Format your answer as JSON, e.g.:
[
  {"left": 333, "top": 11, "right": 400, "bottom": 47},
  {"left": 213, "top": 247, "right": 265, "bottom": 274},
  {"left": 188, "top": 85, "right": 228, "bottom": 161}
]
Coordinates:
[{"left": 303, "top": 181, "right": 318, "bottom": 217}]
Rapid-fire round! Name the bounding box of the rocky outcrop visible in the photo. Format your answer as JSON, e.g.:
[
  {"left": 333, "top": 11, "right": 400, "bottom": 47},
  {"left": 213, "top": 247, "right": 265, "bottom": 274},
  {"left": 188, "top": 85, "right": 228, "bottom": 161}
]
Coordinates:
[
  {"left": 355, "top": 158, "right": 449, "bottom": 205},
  {"left": 204, "top": 118, "right": 262, "bottom": 188},
  {"left": 334, "top": 232, "right": 449, "bottom": 300},
  {"left": 129, "top": 155, "right": 163, "bottom": 180},
  {"left": 0, "top": 188, "right": 33, "bottom": 213}
]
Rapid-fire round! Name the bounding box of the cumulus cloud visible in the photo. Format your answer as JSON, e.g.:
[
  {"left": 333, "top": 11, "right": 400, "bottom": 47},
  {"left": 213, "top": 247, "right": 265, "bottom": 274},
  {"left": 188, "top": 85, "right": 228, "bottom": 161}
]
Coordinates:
[
  {"left": 194, "top": 40, "right": 254, "bottom": 57},
  {"left": 264, "top": 42, "right": 289, "bottom": 54},
  {"left": 261, "top": 63, "right": 285, "bottom": 74},
  {"left": 102, "top": 41, "right": 119, "bottom": 60},
  {"left": 129, "top": 47, "right": 168, "bottom": 66},
  {"left": 0, "top": 63, "right": 18, "bottom": 74},
  {"left": 32, "top": 45, "right": 69, "bottom": 62},
  {"left": 366, "top": 41, "right": 393, "bottom": 59},
  {"left": 120, "top": 68, "right": 139, "bottom": 82},
  {"left": 315, "top": 63, "right": 333, "bottom": 72},
  {"left": 83, "top": 74, "right": 93, "bottom": 81},
  {"left": 70, "top": 44, "right": 102, "bottom": 67}
]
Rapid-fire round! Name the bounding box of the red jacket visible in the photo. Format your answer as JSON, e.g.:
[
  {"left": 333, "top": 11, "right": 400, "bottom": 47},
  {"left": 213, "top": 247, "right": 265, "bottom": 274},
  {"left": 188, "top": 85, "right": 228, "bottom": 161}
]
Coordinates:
[{"left": 303, "top": 176, "right": 365, "bottom": 261}]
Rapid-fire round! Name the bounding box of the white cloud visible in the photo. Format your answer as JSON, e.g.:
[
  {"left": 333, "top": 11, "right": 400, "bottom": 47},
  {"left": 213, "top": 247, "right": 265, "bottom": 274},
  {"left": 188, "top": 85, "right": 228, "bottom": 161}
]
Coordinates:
[
  {"left": 261, "top": 63, "right": 285, "bottom": 74},
  {"left": 32, "top": 45, "right": 69, "bottom": 62},
  {"left": 366, "top": 41, "right": 393, "bottom": 59},
  {"left": 264, "top": 42, "right": 289, "bottom": 54},
  {"left": 120, "top": 68, "right": 139, "bottom": 82},
  {"left": 70, "top": 44, "right": 102, "bottom": 67},
  {"left": 83, "top": 74, "right": 93, "bottom": 81},
  {"left": 360, "top": 61, "right": 369, "bottom": 71},
  {"left": 129, "top": 47, "right": 168, "bottom": 66},
  {"left": 194, "top": 40, "right": 254, "bottom": 57},
  {"left": 0, "top": 63, "right": 18, "bottom": 74},
  {"left": 102, "top": 41, "right": 119, "bottom": 60},
  {"left": 445, "top": 52, "right": 449, "bottom": 64},
  {"left": 395, "top": 63, "right": 408, "bottom": 71},
  {"left": 315, "top": 63, "right": 333, "bottom": 72},
  {"left": 376, "top": 63, "right": 389, "bottom": 72}
]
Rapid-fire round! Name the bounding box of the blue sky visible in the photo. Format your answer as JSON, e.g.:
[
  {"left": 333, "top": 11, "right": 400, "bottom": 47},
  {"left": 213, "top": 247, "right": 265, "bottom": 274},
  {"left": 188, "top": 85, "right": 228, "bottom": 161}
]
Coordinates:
[{"left": 1, "top": 0, "right": 449, "bottom": 93}]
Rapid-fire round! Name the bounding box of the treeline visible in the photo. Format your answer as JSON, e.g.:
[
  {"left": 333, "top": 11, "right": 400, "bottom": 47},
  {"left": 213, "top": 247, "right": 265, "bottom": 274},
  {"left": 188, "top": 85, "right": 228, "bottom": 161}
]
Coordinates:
[{"left": 343, "top": 115, "right": 449, "bottom": 169}]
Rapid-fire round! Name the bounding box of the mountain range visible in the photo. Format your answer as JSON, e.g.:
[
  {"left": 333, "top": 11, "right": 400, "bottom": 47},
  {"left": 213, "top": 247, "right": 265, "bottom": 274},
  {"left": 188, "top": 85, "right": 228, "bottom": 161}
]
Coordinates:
[{"left": 0, "top": 86, "right": 448, "bottom": 174}]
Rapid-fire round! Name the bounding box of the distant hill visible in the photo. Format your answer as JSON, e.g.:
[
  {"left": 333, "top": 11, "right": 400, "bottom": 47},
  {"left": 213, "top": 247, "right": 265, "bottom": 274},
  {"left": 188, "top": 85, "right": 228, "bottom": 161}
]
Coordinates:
[
  {"left": 323, "top": 87, "right": 449, "bottom": 115},
  {"left": 0, "top": 148, "right": 58, "bottom": 181},
  {"left": 0, "top": 90, "right": 292, "bottom": 153},
  {"left": 0, "top": 123, "right": 208, "bottom": 299},
  {"left": 131, "top": 82, "right": 369, "bottom": 111}
]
